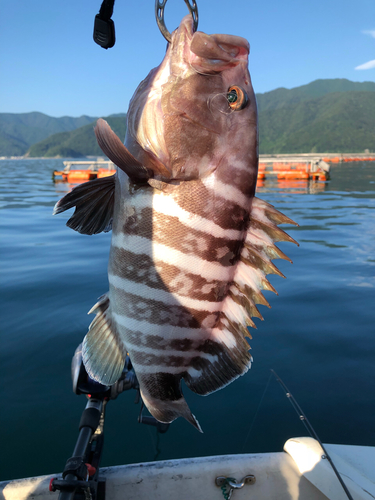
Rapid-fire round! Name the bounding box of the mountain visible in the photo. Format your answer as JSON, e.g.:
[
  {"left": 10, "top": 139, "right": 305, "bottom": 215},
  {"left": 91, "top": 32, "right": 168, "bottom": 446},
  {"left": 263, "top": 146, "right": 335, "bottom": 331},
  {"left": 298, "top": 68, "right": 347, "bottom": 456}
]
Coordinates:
[
  {"left": 254, "top": 78, "right": 375, "bottom": 153},
  {"left": 259, "top": 91, "right": 375, "bottom": 153},
  {"left": 3, "top": 79, "right": 375, "bottom": 157},
  {"left": 256, "top": 78, "right": 375, "bottom": 112},
  {"left": 27, "top": 116, "right": 127, "bottom": 157},
  {"left": 0, "top": 112, "right": 98, "bottom": 156}
]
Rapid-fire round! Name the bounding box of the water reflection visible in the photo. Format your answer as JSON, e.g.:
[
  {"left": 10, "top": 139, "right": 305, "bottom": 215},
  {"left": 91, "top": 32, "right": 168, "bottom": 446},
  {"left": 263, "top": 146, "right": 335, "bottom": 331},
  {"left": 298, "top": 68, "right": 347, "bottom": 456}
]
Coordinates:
[
  {"left": 256, "top": 178, "right": 326, "bottom": 194},
  {"left": 53, "top": 179, "right": 82, "bottom": 196}
]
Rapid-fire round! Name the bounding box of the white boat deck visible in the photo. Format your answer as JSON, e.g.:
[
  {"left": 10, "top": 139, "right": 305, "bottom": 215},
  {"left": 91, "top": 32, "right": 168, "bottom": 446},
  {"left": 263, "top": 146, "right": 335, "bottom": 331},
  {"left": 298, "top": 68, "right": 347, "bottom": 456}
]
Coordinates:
[{"left": 1, "top": 437, "right": 374, "bottom": 500}]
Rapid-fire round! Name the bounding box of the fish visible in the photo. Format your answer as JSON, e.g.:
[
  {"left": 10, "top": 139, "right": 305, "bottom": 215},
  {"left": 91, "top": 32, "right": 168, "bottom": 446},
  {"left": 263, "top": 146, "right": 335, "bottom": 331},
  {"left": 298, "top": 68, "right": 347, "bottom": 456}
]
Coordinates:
[{"left": 54, "top": 15, "right": 298, "bottom": 431}]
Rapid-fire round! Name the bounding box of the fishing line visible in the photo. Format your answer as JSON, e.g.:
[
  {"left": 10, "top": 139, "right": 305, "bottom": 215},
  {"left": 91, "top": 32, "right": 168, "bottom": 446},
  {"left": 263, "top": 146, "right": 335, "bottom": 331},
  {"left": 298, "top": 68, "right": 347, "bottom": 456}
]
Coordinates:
[
  {"left": 271, "top": 369, "right": 354, "bottom": 500},
  {"left": 146, "top": 425, "right": 158, "bottom": 456},
  {"left": 208, "top": 93, "right": 235, "bottom": 116},
  {"left": 146, "top": 425, "right": 163, "bottom": 461},
  {"left": 154, "top": 430, "right": 162, "bottom": 461},
  {"left": 189, "top": 62, "right": 219, "bottom": 77},
  {"left": 241, "top": 371, "right": 273, "bottom": 452}
]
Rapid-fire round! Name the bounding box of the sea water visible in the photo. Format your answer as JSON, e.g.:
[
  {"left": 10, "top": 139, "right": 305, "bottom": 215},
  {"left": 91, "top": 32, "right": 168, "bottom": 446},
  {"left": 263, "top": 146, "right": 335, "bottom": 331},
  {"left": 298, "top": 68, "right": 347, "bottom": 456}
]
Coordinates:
[{"left": 1, "top": 159, "right": 374, "bottom": 481}]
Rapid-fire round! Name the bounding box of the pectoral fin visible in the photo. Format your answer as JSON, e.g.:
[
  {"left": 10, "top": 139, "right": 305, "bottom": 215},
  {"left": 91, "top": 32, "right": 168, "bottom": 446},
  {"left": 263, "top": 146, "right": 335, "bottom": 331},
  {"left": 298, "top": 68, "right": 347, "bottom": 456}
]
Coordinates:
[
  {"left": 53, "top": 174, "right": 115, "bottom": 235},
  {"left": 83, "top": 294, "right": 127, "bottom": 386},
  {"left": 94, "top": 119, "right": 152, "bottom": 182}
]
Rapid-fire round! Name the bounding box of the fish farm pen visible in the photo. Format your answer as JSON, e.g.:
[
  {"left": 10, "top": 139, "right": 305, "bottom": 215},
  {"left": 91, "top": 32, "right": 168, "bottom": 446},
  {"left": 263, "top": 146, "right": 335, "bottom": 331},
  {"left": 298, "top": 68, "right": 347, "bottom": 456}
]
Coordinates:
[
  {"left": 258, "top": 153, "right": 375, "bottom": 181},
  {"left": 53, "top": 160, "right": 116, "bottom": 182},
  {"left": 51, "top": 153, "right": 375, "bottom": 185}
]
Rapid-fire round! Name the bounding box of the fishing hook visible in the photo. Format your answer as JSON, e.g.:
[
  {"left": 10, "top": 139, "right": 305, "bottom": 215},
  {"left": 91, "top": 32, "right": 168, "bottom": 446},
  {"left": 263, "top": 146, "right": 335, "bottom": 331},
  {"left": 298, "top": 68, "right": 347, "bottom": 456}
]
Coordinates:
[{"left": 155, "top": 0, "right": 199, "bottom": 43}]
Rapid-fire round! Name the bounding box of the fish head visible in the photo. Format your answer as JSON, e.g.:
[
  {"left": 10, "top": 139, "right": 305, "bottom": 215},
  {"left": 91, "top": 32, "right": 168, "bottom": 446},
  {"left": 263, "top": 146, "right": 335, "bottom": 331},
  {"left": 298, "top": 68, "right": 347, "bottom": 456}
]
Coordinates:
[{"left": 125, "top": 15, "right": 258, "bottom": 182}]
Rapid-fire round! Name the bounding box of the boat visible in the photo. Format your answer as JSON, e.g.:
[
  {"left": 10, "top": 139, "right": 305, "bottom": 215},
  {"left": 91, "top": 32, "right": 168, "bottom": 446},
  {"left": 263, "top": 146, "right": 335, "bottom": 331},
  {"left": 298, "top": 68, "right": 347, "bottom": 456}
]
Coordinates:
[
  {"left": 53, "top": 160, "right": 116, "bottom": 183},
  {"left": 1, "top": 436, "right": 374, "bottom": 499},
  {"left": 0, "top": 351, "right": 373, "bottom": 500}
]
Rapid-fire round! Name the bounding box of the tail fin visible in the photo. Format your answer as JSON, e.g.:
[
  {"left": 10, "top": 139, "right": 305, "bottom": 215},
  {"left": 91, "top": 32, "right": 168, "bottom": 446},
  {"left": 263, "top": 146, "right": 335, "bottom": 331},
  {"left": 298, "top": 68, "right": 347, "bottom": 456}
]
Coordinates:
[{"left": 139, "top": 374, "right": 203, "bottom": 432}]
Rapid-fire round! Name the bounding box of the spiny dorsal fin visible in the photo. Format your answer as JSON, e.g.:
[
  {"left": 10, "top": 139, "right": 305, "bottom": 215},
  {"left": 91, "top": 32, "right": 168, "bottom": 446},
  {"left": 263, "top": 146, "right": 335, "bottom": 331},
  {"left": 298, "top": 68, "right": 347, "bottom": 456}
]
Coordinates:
[
  {"left": 183, "top": 198, "right": 298, "bottom": 399},
  {"left": 178, "top": 198, "right": 295, "bottom": 402},
  {"left": 53, "top": 174, "right": 115, "bottom": 235},
  {"left": 218, "top": 197, "right": 298, "bottom": 343},
  {"left": 94, "top": 119, "right": 152, "bottom": 182}
]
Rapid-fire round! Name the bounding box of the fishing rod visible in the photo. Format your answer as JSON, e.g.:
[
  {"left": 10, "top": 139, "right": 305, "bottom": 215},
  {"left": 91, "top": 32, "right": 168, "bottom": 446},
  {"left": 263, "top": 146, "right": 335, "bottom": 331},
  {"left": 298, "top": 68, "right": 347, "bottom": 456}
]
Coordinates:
[
  {"left": 271, "top": 369, "right": 354, "bottom": 500},
  {"left": 49, "top": 344, "right": 169, "bottom": 500}
]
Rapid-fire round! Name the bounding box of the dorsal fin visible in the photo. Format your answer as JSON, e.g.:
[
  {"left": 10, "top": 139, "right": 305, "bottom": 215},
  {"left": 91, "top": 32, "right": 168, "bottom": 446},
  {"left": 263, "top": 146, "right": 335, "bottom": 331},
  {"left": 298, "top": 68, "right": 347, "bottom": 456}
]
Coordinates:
[
  {"left": 94, "top": 119, "right": 152, "bottom": 182},
  {"left": 181, "top": 197, "right": 298, "bottom": 400},
  {"left": 223, "top": 196, "right": 298, "bottom": 329}
]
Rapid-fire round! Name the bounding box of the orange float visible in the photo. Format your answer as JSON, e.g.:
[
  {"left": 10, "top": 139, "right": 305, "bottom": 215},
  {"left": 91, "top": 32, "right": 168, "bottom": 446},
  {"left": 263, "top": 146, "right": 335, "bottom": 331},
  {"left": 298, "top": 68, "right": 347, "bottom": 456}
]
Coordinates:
[
  {"left": 277, "top": 171, "right": 309, "bottom": 180},
  {"left": 272, "top": 162, "right": 292, "bottom": 171},
  {"left": 65, "top": 170, "right": 97, "bottom": 182},
  {"left": 294, "top": 162, "right": 308, "bottom": 169},
  {"left": 97, "top": 168, "right": 116, "bottom": 178}
]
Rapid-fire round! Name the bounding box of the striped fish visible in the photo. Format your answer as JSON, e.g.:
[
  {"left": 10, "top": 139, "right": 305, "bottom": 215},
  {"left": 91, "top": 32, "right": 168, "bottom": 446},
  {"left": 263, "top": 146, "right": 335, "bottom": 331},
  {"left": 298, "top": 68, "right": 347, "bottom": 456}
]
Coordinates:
[{"left": 54, "top": 16, "right": 297, "bottom": 431}]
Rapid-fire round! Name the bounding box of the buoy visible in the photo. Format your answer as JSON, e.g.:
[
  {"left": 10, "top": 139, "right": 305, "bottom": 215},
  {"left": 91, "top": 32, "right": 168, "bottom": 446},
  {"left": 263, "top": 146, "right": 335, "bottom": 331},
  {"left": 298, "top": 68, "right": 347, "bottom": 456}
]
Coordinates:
[
  {"left": 97, "top": 168, "right": 116, "bottom": 178},
  {"left": 277, "top": 171, "right": 309, "bottom": 180},
  {"left": 66, "top": 170, "right": 97, "bottom": 182}
]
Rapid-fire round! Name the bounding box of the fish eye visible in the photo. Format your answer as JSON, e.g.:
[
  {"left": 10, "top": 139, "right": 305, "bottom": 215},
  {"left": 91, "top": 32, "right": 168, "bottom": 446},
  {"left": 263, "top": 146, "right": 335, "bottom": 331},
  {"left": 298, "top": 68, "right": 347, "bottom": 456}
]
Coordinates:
[{"left": 227, "top": 86, "right": 248, "bottom": 110}]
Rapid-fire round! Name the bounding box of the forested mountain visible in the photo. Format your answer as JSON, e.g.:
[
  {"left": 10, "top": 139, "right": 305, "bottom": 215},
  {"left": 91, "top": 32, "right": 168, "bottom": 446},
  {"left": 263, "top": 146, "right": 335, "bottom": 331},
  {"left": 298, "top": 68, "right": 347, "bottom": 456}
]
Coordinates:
[
  {"left": 0, "top": 112, "right": 97, "bottom": 156},
  {"left": 2, "top": 79, "right": 374, "bottom": 157},
  {"left": 256, "top": 78, "right": 375, "bottom": 112},
  {"left": 27, "top": 116, "right": 127, "bottom": 157},
  {"left": 259, "top": 91, "right": 375, "bottom": 153}
]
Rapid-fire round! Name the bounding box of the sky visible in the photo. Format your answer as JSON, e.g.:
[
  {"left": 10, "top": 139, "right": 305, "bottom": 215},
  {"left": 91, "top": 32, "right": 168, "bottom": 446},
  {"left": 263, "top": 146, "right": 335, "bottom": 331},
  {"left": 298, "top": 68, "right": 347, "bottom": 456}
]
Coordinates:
[{"left": 0, "top": 0, "right": 374, "bottom": 117}]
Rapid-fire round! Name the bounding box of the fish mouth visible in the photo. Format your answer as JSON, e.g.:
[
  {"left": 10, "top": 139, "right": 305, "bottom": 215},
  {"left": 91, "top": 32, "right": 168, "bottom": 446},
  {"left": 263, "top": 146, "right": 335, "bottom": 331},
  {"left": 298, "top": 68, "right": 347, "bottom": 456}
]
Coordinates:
[
  {"left": 170, "top": 15, "right": 249, "bottom": 75},
  {"left": 168, "top": 15, "right": 195, "bottom": 71}
]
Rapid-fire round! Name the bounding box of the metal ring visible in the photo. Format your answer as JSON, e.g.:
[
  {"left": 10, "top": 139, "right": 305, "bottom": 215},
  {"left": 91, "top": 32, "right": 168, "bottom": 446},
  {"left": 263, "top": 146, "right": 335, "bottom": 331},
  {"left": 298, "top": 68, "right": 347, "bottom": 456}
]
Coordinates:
[{"left": 155, "top": 0, "right": 199, "bottom": 43}]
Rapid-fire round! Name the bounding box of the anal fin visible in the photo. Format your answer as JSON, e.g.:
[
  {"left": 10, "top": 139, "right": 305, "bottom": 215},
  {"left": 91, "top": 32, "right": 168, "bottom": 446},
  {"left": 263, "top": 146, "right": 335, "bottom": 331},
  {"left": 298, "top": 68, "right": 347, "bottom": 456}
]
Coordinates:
[{"left": 82, "top": 294, "right": 126, "bottom": 386}]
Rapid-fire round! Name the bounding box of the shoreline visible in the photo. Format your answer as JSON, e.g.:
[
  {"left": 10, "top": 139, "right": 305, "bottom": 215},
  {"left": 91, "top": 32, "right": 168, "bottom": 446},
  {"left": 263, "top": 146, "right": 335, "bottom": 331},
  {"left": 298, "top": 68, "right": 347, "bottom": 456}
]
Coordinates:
[
  {"left": 1, "top": 153, "right": 375, "bottom": 162},
  {"left": 260, "top": 153, "right": 375, "bottom": 162}
]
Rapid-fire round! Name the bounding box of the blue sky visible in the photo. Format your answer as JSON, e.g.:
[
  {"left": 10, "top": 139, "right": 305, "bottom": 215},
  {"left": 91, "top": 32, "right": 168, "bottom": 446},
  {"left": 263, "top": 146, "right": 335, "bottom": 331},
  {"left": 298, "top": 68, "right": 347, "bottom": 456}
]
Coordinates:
[{"left": 1, "top": 0, "right": 374, "bottom": 117}]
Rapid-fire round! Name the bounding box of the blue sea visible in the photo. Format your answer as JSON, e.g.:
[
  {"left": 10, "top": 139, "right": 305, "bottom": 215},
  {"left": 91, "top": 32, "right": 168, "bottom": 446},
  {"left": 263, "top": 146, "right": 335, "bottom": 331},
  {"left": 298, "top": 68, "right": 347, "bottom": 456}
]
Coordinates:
[{"left": 1, "top": 159, "right": 374, "bottom": 481}]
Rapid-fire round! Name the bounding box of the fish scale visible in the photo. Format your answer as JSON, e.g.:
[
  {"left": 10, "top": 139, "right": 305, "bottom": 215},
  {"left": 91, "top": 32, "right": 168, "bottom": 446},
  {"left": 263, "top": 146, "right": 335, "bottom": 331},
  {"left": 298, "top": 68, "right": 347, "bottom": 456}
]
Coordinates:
[
  {"left": 54, "top": 15, "right": 298, "bottom": 431},
  {"left": 105, "top": 173, "right": 252, "bottom": 422}
]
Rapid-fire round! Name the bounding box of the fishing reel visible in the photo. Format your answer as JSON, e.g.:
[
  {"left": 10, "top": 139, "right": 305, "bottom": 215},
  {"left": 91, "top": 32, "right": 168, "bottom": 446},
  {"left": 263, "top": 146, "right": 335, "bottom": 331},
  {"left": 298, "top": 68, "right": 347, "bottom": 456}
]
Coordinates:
[
  {"left": 71, "top": 343, "right": 169, "bottom": 433},
  {"left": 50, "top": 346, "right": 169, "bottom": 499},
  {"left": 71, "top": 344, "right": 137, "bottom": 400}
]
